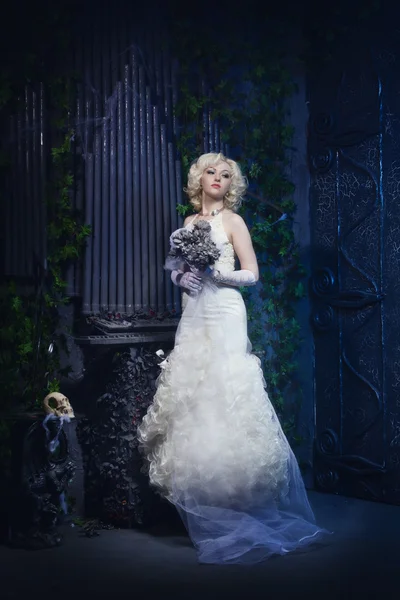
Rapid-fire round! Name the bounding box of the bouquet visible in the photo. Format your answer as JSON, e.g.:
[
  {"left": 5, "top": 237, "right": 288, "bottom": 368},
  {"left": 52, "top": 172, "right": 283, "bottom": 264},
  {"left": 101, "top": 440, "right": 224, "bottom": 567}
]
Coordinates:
[{"left": 165, "top": 220, "right": 221, "bottom": 273}]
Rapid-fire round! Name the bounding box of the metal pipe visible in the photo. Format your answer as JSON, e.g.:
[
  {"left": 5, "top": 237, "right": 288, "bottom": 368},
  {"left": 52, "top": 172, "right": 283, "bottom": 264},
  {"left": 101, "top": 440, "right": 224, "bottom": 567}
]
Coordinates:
[
  {"left": 147, "top": 87, "right": 157, "bottom": 311},
  {"left": 153, "top": 105, "right": 164, "bottom": 312},
  {"left": 139, "top": 65, "right": 149, "bottom": 311},
  {"left": 92, "top": 28, "right": 102, "bottom": 314},
  {"left": 171, "top": 58, "right": 178, "bottom": 138},
  {"left": 107, "top": 10, "right": 119, "bottom": 313},
  {"left": 100, "top": 20, "right": 110, "bottom": 312},
  {"left": 175, "top": 159, "right": 183, "bottom": 314},
  {"left": 108, "top": 87, "right": 117, "bottom": 313},
  {"left": 168, "top": 142, "right": 179, "bottom": 311},
  {"left": 131, "top": 49, "right": 142, "bottom": 311},
  {"left": 117, "top": 80, "right": 126, "bottom": 313},
  {"left": 82, "top": 152, "right": 94, "bottom": 314},
  {"left": 82, "top": 24, "right": 96, "bottom": 313},
  {"left": 160, "top": 123, "right": 172, "bottom": 310},
  {"left": 124, "top": 63, "right": 134, "bottom": 314}
]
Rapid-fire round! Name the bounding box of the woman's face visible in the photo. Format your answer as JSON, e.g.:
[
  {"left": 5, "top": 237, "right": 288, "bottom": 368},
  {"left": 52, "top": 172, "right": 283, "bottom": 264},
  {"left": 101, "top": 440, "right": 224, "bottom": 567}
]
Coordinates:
[{"left": 200, "top": 162, "right": 231, "bottom": 200}]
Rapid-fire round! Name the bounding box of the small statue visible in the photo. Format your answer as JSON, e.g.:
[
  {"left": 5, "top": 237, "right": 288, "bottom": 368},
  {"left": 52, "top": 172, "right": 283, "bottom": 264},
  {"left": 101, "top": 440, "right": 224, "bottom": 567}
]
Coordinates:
[{"left": 9, "top": 393, "right": 76, "bottom": 549}]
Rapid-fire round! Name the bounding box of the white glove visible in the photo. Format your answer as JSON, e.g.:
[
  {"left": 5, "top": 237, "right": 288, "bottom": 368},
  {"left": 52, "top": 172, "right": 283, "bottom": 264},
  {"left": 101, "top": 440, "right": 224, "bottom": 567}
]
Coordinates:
[
  {"left": 211, "top": 268, "right": 257, "bottom": 287},
  {"left": 171, "top": 270, "right": 203, "bottom": 294}
]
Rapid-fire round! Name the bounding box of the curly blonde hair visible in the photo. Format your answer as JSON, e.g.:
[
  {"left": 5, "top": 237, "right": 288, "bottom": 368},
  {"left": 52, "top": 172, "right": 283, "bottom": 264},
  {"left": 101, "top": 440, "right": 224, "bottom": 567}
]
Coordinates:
[{"left": 185, "top": 152, "right": 247, "bottom": 212}]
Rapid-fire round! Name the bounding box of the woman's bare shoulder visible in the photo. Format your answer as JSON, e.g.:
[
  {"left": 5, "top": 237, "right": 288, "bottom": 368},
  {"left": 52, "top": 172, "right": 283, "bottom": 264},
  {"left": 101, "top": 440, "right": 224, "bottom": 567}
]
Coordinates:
[
  {"left": 183, "top": 214, "right": 196, "bottom": 226},
  {"left": 223, "top": 211, "right": 247, "bottom": 230}
]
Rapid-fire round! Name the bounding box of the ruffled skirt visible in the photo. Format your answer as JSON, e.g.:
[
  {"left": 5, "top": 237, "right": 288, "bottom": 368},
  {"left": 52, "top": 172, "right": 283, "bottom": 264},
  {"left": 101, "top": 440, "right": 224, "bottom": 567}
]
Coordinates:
[{"left": 138, "top": 283, "right": 328, "bottom": 564}]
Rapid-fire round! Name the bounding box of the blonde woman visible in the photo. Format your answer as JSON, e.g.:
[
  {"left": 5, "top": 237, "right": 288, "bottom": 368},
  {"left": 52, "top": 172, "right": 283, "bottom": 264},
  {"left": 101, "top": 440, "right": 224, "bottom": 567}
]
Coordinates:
[{"left": 138, "top": 153, "right": 327, "bottom": 564}]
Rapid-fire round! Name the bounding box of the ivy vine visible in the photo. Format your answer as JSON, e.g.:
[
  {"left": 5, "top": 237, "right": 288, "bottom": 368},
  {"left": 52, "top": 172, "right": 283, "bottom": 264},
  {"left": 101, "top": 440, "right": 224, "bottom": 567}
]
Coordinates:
[
  {"left": 169, "top": 17, "right": 306, "bottom": 439},
  {"left": 0, "top": 120, "right": 90, "bottom": 415},
  {"left": 0, "top": 7, "right": 91, "bottom": 416}
]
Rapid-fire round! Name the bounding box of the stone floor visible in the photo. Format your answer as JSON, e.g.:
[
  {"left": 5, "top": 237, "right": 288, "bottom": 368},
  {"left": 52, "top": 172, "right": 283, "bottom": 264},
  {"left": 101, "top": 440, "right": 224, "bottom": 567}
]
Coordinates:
[{"left": 1, "top": 491, "right": 400, "bottom": 600}]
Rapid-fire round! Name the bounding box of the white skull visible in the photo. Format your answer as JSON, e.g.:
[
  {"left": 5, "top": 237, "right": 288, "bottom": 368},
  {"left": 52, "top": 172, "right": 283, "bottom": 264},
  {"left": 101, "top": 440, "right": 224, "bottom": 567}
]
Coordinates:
[{"left": 43, "top": 392, "right": 75, "bottom": 419}]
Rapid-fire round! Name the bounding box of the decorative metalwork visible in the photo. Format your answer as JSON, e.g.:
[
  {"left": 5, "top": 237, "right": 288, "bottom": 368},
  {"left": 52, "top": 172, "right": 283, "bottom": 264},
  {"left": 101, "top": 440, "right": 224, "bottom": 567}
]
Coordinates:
[
  {"left": 310, "top": 147, "right": 334, "bottom": 174},
  {"left": 315, "top": 468, "right": 339, "bottom": 492},
  {"left": 76, "top": 346, "right": 170, "bottom": 527},
  {"left": 311, "top": 305, "right": 335, "bottom": 332},
  {"left": 317, "top": 429, "right": 339, "bottom": 455},
  {"left": 308, "top": 20, "right": 400, "bottom": 504},
  {"left": 312, "top": 268, "right": 336, "bottom": 296},
  {"left": 311, "top": 112, "right": 335, "bottom": 136}
]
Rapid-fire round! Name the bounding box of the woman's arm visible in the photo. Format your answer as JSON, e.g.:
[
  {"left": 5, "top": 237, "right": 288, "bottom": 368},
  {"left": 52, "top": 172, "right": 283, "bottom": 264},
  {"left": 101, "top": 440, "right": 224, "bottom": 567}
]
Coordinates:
[
  {"left": 229, "top": 214, "right": 259, "bottom": 281},
  {"left": 212, "top": 214, "right": 259, "bottom": 287}
]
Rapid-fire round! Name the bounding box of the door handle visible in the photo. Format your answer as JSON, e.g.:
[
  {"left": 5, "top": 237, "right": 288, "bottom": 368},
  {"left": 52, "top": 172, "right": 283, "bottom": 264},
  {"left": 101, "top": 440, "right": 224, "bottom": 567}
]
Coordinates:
[
  {"left": 311, "top": 268, "right": 384, "bottom": 309},
  {"left": 321, "top": 290, "right": 385, "bottom": 309}
]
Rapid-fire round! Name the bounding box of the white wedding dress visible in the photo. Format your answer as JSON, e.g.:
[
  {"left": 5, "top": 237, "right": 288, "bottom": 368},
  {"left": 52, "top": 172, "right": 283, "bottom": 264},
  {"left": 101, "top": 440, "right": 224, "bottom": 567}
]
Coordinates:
[{"left": 138, "top": 212, "right": 327, "bottom": 564}]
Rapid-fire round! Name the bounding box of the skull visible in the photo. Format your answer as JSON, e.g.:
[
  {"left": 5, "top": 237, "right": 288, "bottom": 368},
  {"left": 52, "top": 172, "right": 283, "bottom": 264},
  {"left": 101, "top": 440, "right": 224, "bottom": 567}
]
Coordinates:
[{"left": 43, "top": 392, "right": 75, "bottom": 419}]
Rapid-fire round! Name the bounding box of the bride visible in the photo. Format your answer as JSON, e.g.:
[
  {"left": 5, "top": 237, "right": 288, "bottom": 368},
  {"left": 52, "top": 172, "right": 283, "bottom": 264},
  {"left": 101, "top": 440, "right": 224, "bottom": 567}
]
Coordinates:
[{"left": 137, "top": 152, "right": 327, "bottom": 564}]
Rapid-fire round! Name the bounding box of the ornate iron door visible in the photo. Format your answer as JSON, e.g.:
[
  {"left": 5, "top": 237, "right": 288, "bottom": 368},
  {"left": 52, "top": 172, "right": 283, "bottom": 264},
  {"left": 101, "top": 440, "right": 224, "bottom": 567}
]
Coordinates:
[{"left": 308, "top": 24, "right": 400, "bottom": 504}]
